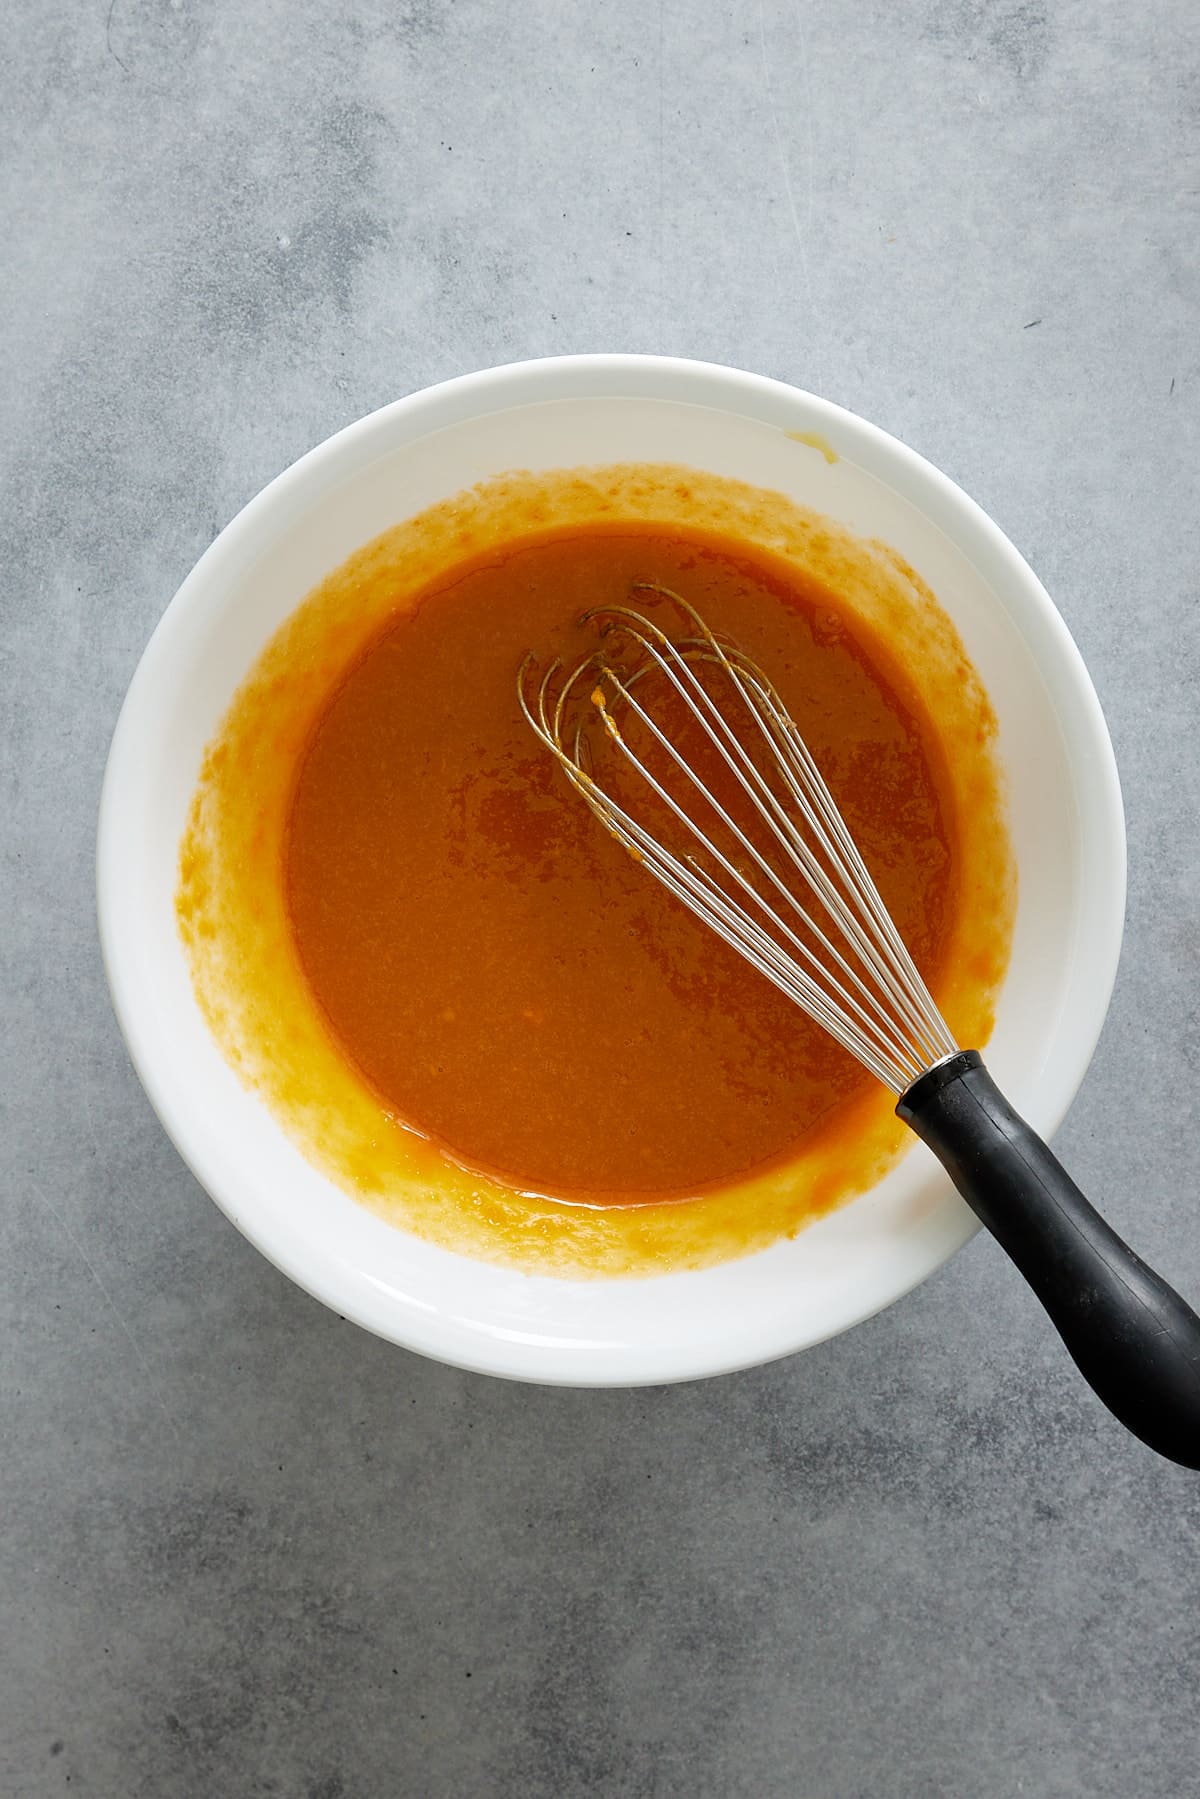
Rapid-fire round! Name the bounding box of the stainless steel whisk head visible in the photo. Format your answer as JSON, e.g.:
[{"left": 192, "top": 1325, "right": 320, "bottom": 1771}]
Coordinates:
[{"left": 517, "top": 583, "right": 959, "bottom": 1095}]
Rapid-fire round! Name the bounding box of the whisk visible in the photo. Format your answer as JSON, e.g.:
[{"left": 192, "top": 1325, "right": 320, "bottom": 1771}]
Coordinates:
[{"left": 519, "top": 585, "right": 1200, "bottom": 1469}]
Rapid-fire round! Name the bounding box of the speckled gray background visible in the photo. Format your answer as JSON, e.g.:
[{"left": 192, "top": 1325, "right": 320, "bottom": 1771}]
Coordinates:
[{"left": 3, "top": 1, "right": 1199, "bottom": 1794}]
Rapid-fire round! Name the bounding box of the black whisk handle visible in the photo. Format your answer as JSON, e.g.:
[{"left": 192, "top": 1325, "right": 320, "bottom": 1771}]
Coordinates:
[{"left": 898, "top": 1051, "right": 1200, "bottom": 1470}]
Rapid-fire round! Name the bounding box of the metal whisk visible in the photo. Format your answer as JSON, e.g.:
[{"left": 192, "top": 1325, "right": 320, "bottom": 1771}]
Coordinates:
[{"left": 519, "top": 585, "right": 1200, "bottom": 1469}]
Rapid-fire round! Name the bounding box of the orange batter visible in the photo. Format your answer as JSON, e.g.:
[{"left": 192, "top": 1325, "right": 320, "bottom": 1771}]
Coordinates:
[
  {"left": 176, "top": 461, "right": 1013, "bottom": 1278},
  {"left": 284, "top": 528, "right": 956, "bottom": 1200}
]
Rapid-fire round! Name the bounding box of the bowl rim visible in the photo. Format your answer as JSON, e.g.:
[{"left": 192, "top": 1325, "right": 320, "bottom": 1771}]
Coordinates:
[{"left": 97, "top": 352, "right": 1127, "bottom": 1382}]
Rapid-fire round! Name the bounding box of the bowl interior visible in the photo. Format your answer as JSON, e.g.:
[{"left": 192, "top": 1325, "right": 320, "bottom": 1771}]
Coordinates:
[{"left": 98, "top": 357, "right": 1125, "bottom": 1383}]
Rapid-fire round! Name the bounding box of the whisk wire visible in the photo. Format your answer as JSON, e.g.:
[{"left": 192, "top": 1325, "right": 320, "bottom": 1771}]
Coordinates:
[
  {"left": 628, "top": 590, "right": 956, "bottom": 1070},
  {"left": 620, "top": 599, "right": 949, "bottom": 1056},
  {"left": 517, "top": 588, "right": 959, "bottom": 1096},
  {"left": 724, "top": 655, "right": 957, "bottom": 1067},
  {"left": 599, "top": 608, "right": 949, "bottom": 1077},
  {"left": 560, "top": 757, "right": 913, "bottom": 1091},
  {"left": 586, "top": 663, "right": 929, "bottom": 1087}
]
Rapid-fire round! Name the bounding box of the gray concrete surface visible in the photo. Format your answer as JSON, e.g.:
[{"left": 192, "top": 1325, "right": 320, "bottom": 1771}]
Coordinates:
[{"left": 4, "top": 1, "right": 1199, "bottom": 1794}]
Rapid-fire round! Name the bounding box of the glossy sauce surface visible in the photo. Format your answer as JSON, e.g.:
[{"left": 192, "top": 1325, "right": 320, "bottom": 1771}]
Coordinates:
[
  {"left": 178, "top": 462, "right": 1013, "bottom": 1277},
  {"left": 284, "top": 527, "right": 957, "bottom": 1200}
]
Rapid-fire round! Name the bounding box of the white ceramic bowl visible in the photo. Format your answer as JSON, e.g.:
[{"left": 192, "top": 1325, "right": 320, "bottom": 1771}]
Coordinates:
[{"left": 98, "top": 355, "right": 1125, "bottom": 1384}]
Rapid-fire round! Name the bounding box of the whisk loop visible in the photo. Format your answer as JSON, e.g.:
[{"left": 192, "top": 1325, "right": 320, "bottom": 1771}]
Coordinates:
[{"left": 518, "top": 584, "right": 958, "bottom": 1095}]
